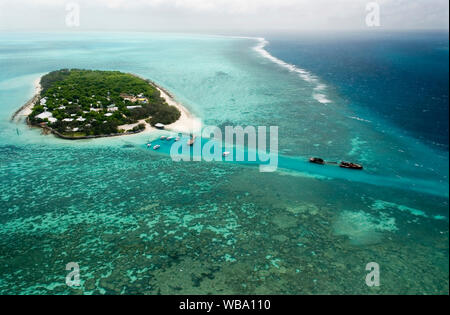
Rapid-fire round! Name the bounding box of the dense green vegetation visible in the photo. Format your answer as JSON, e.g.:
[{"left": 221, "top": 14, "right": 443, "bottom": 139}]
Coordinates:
[{"left": 29, "top": 69, "right": 180, "bottom": 137}]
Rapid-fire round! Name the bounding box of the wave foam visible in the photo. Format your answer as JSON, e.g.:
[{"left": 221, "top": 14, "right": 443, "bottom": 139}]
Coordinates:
[
  {"left": 253, "top": 37, "right": 332, "bottom": 104},
  {"left": 348, "top": 116, "right": 372, "bottom": 123}
]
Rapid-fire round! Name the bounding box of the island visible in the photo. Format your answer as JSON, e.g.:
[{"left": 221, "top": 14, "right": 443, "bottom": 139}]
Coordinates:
[{"left": 16, "top": 69, "right": 195, "bottom": 139}]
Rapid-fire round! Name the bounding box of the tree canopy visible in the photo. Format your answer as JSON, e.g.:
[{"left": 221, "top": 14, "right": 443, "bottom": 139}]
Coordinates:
[{"left": 29, "top": 69, "right": 181, "bottom": 137}]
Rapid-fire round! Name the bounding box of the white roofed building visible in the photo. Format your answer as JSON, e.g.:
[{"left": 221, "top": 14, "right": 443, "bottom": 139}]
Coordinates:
[
  {"left": 36, "top": 111, "right": 53, "bottom": 120},
  {"left": 35, "top": 111, "right": 58, "bottom": 124},
  {"left": 107, "top": 106, "right": 119, "bottom": 112}
]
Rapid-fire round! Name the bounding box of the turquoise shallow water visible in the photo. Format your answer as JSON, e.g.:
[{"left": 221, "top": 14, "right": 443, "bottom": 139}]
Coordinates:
[{"left": 0, "top": 32, "right": 448, "bottom": 294}]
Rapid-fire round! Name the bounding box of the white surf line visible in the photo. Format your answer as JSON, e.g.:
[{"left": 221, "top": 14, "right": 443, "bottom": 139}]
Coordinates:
[
  {"left": 348, "top": 116, "right": 372, "bottom": 123},
  {"left": 251, "top": 37, "right": 332, "bottom": 105}
]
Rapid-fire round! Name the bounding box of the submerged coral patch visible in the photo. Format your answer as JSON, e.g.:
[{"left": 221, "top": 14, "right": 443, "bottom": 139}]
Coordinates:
[
  {"left": 333, "top": 210, "right": 398, "bottom": 245},
  {"left": 371, "top": 200, "right": 447, "bottom": 221}
]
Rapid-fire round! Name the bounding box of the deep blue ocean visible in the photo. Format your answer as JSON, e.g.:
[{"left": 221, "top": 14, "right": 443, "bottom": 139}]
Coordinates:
[{"left": 265, "top": 31, "right": 449, "bottom": 150}]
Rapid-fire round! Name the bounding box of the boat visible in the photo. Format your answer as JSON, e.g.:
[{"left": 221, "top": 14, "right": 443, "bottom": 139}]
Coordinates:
[
  {"left": 187, "top": 136, "right": 196, "bottom": 146},
  {"left": 309, "top": 157, "right": 325, "bottom": 165},
  {"left": 160, "top": 136, "right": 166, "bottom": 140},
  {"left": 175, "top": 137, "right": 180, "bottom": 142},
  {"left": 153, "top": 145, "right": 161, "bottom": 150},
  {"left": 223, "top": 152, "right": 231, "bottom": 157},
  {"left": 147, "top": 143, "right": 152, "bottom": 148},
  {"left": 340, "top": 161, "right": 363, "bottom": 170},
  {"left": 166, "top": 137, "right": 174, "bottom": 141}
]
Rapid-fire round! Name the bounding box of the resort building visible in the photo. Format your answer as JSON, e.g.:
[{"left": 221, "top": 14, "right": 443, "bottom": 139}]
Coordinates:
[
  {"left": 120, "top": 93, "right": 135, "bottom": 102},
  {"left": 36, "top": 111, "right": 52, "bottom": 120},
  {"left": 107, "top": 105, "right": 119, "bottom": 112},
  {"left": 120, "top": 93, "right": 148, "bottom": 104},
  {"left": 36, "top": 111, "right": 58, "bottom": 123},
  {"left": 137, "top": 98, "right": 148, "bottom": 104}
]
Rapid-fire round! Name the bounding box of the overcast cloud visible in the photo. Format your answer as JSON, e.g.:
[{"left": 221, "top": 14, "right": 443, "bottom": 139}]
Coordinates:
[{"left": 0, "top": 0, "right": 448, "bottom": 32}]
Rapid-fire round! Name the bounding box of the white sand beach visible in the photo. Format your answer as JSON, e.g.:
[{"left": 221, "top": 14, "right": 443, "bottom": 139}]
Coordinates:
[
  {"left": 155, "top": 86, "right": 202, "bottom": 134},
  {"left": 11, "top": 76, "right": 42, "bottom": 122},
  {"left": 118, "top": 85, "right": 202, "bottom": 137}
]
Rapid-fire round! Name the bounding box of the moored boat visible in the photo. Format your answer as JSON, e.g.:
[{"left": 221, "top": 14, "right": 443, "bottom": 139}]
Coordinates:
[
  {"left": 187, "top": 136, "right": 196, "bottom": 146},
  {"left": 153, "top": 145, "right": 161, "bottom": 150},
  {"left": 309, "top": 157, "right": 325, "bottom": 165},
  {"left": 340, "top": 161, "right": 363, "bottom": 170}
]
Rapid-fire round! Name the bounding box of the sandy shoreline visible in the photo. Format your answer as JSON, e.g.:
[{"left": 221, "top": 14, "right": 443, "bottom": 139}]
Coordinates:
[
  {"left": 12, "top": 74, "right": 202, "bottom": 139},
  {"left": 11, "top": 77, "right": 43, "bottom": 122},
  {"left": 154, "top": 85, "right": 202, "bottom": 135}
]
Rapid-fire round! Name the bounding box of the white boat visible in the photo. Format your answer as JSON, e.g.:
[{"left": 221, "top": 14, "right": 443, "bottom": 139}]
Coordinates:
[
  {"left": 160, "top": 136, "right": 166, "bottom": 140},
  {"left": 166, "top": 137, "right": 174, "bottom": 141},
  {"left": 153, "top": 145, "right": 161, "bottom": 150},
  {"left": 175, "top": 137, "right": 180, "bottom": 142},
  {"left": 223, "top": 152, "right": 231, "bottom": 157},
  {"left": 147, "top": 143, "right": 151, "bottom": 148},
  {"left": 187, "top": 136, "right": 196, "bottom": 146}
]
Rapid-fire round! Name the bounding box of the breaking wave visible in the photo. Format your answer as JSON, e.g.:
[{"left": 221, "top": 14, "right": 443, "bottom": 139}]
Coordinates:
[{"left": 253, "top": 37, "right": 332, "bottom": 104}]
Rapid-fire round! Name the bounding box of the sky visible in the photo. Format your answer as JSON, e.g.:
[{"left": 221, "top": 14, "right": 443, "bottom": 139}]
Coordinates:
[{"left": 0, "top": 0, "right": 448, "bottom": 32}]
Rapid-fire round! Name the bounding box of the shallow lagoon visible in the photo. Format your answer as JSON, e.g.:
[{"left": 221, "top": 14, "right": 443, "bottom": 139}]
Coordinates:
[{"left": 0, "top": 32, "right": 448, "bottom": 294}]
